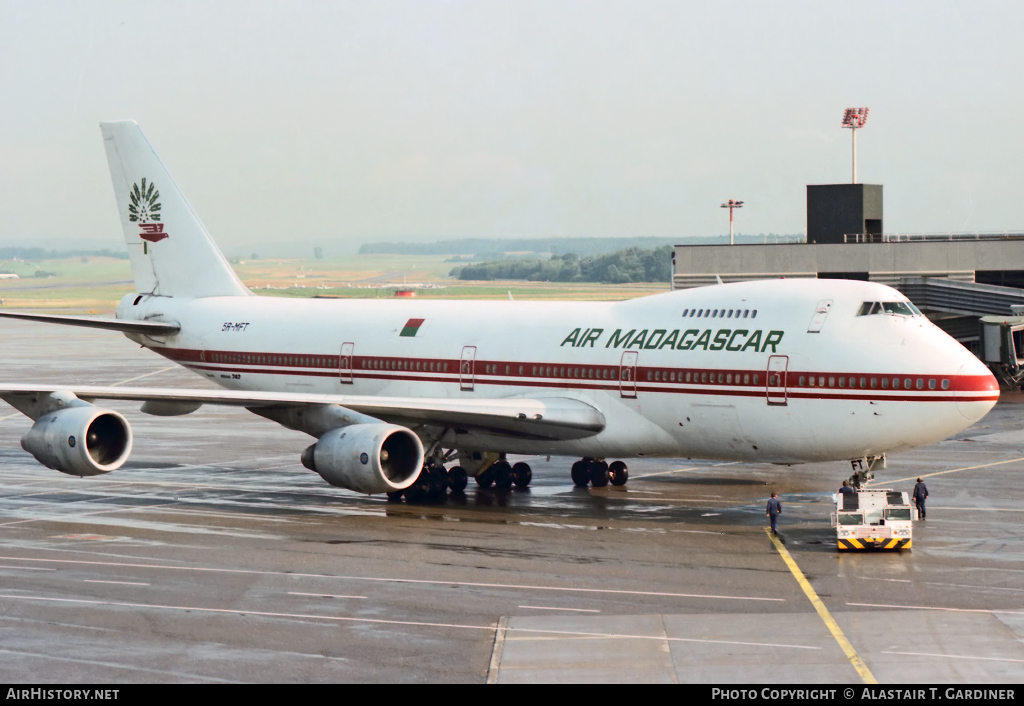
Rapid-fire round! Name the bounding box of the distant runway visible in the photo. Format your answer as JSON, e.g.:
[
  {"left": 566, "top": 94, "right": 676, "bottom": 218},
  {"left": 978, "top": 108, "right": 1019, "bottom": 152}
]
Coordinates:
[{"left": 1, "top": 320, "right": 1022, "bottom": 683}]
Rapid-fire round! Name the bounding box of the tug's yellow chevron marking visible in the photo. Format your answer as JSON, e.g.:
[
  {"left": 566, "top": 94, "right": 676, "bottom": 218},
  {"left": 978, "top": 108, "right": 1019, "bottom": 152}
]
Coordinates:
[{"left": 767, "top": 529, "right": 878, "bottom": 684}]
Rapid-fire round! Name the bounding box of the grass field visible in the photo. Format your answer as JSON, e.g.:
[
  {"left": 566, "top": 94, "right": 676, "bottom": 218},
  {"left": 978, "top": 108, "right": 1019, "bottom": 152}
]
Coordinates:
[{"left": 0, "top": 254, "right": 669, "bottom": 313}]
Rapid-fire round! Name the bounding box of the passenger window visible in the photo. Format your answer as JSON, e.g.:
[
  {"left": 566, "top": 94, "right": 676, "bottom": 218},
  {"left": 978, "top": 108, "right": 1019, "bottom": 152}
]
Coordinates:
[
  {"left": 881, "top": 377, "right": 888, "bottom": 389},
  {"left": 839, "top": 377, "right": 845, "bottom": 388},
  {"left": 904, "top": 378, "right": 912, "bottom": 389},
  {"left": 670, "top": 372, "right": 676, "bottom": 382},
  {"left": 870, "top": 378, "right": 877, "bottom": 389},
  {"left": 859, "top": 377, "right": 866, "bottom": 388},
  {"left": 612, "top": 370, "right": 617, "bottom": 380},
  {"left": 685, "top": 372, "right": 692, "bottom": 382},
  {"left": 916, "top": 378, "right": 923, "bottom": 390},
  {"left": 726, "top": 373, "right": 732, "bottom": 384},
  {"left": 829, "top": 377, "right": 835, "bottom": 388},
  {"left": 892, "top": 378, "right": 899, "bottom": 389},
  {"left": 941, "top": 379, "right": 949, "bottom": 390},
  {"left": 718, "top": 373, "right": 724, "bottom": 383},
  {"left": 727, "top": 310, "right": 733, "bottom": 318},
  {"left": 798, "top": 376, "right": 805, "bottom": 386},
  {"left": 652, "top": 371, "right": 658, "bottom": 381},
  {"left": 753, "top": 375, "right": 759, "bottom": 385},
  {"left": 532, "top": 366, "right": 537, "bottom": 375},
  {"left": 742, "top": 374, "right": 748, "bottom": 384},
  {"left": 682, "top": 309, "right": 688, "bottom": 316},
  {"left": 751, "top": 310, "right": 757, "bottom": 318},
  {"left": 711, "top": 310, "right": 717, "bottom": 318},
  {"left": 743, "top": 310, "right": 749, "bottom": 318},
  {"left": 701, "top": 372, "right": 708, "bottom": 383},
  {"left": 928, "top": 379, "right": 936, "bottom": 390},
  {"left": 807, "top": 376, "right": 814, "bottom": 387}
]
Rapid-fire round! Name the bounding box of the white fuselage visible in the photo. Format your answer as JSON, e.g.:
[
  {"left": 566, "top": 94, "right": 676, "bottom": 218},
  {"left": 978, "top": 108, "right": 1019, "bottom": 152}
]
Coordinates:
[{"left": 118, "top": 278, "right": 998, "bottom": 464}]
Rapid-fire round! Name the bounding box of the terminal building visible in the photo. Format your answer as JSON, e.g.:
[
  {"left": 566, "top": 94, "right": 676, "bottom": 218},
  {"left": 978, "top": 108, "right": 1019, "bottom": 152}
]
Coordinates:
[{"left": 672, "top": 184, "right": 1024, "bottom": 380}]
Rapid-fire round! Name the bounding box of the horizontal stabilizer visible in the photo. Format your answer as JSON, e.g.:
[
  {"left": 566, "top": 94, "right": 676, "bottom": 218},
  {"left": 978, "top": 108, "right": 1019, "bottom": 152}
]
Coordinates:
[{"left": 0, "top": 311, "right": 179, "bottom": 335}]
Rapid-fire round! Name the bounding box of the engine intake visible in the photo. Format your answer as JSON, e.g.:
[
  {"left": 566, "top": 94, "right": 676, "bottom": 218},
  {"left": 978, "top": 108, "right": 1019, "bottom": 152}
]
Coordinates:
[
  {"left": 301, "top": 423, "right": 423, "bottom": 494},
  {"left": 21, "top": 406, "right": 133, "bottom": 476}
]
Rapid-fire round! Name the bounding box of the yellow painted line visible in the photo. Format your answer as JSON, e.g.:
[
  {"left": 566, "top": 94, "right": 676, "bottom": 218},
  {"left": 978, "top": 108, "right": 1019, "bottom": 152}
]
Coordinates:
[
  {"left": 876, "top": 456, "right": 1024, "bottom": 485},
  {"left": 765, "top": 529, "right": 877, "bottom": 684}
]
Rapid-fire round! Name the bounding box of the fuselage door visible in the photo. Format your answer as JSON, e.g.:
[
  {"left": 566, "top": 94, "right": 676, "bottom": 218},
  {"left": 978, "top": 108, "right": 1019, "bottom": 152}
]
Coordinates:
[
  {"left": 807, "top": 299, "right": 832, "bottom": 333},
  {"left": 460, "top": 346, "right": 477, "bottom": 391},
  {"left": 339, "top": 342, "right": 354, "bottom": 384},
  {"left": 619, "top": 351, "right": 638, "bottom": 399},
  {"left": 766, "top": 355, "right": 788, "bottom": 406}
]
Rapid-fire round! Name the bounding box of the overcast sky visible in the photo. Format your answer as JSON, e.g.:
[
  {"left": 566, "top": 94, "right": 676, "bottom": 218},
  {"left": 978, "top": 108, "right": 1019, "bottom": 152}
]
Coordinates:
[{"left": 1, "top": 0, "right": 1022, "bottom": 252}]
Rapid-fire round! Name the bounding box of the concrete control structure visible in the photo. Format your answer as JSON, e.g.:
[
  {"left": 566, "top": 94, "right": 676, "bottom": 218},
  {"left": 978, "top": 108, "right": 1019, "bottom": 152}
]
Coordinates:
[{"left": 671, "top": 181, "right": 1024, "bottom": 365}]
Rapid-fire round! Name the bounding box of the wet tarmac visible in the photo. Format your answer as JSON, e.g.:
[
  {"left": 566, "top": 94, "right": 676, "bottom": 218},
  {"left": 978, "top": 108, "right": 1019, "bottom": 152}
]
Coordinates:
[{"left": 1, "top": 320, "right": 1023, "bottom": 683}]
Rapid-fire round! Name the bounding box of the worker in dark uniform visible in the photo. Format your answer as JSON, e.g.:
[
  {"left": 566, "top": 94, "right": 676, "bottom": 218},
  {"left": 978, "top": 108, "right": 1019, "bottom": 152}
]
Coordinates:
[
  {"left": 766, "top": 492, "right": 782, "bottom": 535},
  {"left": 912, "top": 478, "right": 928, "bottom": 520},
  {"left": 838, "top": 480, "right": 854, "bottom": 495}
]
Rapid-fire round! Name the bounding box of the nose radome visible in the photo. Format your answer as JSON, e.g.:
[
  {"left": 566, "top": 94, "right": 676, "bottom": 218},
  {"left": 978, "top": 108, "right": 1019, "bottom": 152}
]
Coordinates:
[{"left": 955, "top": 361, "right": 999, "bottom": 422}]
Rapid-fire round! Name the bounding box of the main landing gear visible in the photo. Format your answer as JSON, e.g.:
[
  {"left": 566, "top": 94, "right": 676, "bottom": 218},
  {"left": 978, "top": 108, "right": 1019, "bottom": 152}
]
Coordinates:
[
  {"left": 388, "top": 454, "right": 532, "bottom": 504},
  {"left": 571, "top": 458, "right": 628, "bottom": 488},
  {"left": 474, "top": 458, "right": 532, "bottom": 490}
]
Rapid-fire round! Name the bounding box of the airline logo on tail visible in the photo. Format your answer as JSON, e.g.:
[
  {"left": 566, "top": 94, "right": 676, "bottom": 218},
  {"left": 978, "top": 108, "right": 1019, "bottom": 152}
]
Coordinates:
[{"left": 128, "top": 178, "right": 169, "bottom": 242}]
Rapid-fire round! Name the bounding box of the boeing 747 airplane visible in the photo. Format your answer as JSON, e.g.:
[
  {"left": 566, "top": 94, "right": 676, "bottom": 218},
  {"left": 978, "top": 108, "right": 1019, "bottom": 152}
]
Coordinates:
[{"left": 0, "top": 122, "right": 1000, "bottom": 501}]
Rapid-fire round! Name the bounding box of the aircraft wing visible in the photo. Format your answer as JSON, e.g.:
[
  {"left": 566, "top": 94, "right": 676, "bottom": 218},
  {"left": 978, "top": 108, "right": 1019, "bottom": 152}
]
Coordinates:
[
  {"left": 0, "top": 384, "right": 605, "bottom": 441},
  {"left": 0, "top": 311, "right": 180, "bottom": 335}
]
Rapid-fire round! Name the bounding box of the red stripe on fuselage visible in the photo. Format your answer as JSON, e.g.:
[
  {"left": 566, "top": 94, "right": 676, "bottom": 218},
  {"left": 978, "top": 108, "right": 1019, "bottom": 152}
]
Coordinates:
[{"left": 151, "top": 346, "right": 998, "bottom": 402}]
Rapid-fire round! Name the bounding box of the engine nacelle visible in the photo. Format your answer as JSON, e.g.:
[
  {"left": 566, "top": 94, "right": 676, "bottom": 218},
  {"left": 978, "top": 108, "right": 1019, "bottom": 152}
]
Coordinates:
[
  {"left": 301, "top": 423, "right": 423, "bottom": 494},
  {"left": 21, "top": 406, "right": 133, "bottom": 477}
]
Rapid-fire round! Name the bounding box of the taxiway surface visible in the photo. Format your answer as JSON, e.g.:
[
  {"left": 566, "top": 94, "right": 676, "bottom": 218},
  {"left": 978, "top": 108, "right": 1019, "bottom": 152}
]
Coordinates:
[{"left": 1, "top": 321, "right": 1022, "bottom": 683}]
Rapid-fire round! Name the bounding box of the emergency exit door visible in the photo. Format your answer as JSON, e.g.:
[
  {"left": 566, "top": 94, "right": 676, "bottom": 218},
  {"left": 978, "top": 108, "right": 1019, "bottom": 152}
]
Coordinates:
[
  {"left": 339, "top": 342, "right": 354, "bottom": 384},
  {"left": 619, "top": 351, "right": 638, "bottom": 399},
  {"left": 460, "top": 346, "right": 476, "bottom": 391},
  {"left": 766, "top": 355, "right": 788, "bottom": 406}
]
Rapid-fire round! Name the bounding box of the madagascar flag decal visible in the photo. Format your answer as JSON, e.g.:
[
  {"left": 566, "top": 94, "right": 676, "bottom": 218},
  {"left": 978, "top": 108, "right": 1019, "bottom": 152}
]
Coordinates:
[{"left": 400, "top": 318, "right": 425, "bottom": 337}]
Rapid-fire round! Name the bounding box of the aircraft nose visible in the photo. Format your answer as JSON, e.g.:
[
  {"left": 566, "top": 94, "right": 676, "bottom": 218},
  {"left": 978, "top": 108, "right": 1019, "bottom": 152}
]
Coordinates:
[{"left": 954, "top": 359, "right": 1000, "bottom": 422}]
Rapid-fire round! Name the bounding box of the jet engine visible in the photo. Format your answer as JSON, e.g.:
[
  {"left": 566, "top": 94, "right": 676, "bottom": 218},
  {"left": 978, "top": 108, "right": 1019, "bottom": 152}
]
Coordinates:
[
  {"left": 21, "top": 406, "right": 133, "bottom": 477},
  {"left": 301, "top": 423, "right": 423, "bottom": 494}
]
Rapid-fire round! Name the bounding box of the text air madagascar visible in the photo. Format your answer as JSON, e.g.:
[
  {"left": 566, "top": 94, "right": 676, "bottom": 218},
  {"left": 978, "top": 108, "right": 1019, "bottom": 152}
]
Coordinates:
[{"left": 561, "top": 327, "right": 784, "bottom": 353}]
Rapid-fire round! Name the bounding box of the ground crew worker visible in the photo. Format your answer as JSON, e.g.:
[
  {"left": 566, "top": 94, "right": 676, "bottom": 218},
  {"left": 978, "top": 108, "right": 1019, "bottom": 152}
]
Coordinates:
[
  {"left": 766, "top": 492, "right": 782, "bottom": 535},
  {"left": 839, "top": 480, "right": 854, "bottom": 495},
  {"left": 913, "top": 478, "right": 928, "bottom": 520}
]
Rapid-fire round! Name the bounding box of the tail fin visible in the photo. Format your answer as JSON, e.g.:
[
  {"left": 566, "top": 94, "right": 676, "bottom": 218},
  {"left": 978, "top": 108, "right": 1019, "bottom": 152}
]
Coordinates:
[{"left": 101, "top": 121, "right": 250, "bottom": 298}]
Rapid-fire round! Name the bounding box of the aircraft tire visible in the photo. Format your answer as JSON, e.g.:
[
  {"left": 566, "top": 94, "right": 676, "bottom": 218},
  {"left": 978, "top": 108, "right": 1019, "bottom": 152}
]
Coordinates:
[
  {"left": 493, "top": 461, "right": 514, "bottom": 489},
  {"left": 405, "top": 471, "right": 434, "bottom": 503},
  {"left": 571, "top": 460, "right": 590, "bottom": 487},
  {"left": 512, "top": 462, "right": 532, "bottom": 488},
  {"left": 590, "top": 461, "right": 610, "bottom": 488},
  {"left": 447, "top": 466, "right": 468, "bottom": 493},
  {"left": 386, "top": 490, "right": 405, "bottom": 502},
  {"left": 429, "top": 464, "right": 449, "bottom": 499},
  {"left": 609, "top": 461, "right": 628, "bottom": 486},
  {"left": 476, "top": 467, "right": 496, "bottom": 488}
]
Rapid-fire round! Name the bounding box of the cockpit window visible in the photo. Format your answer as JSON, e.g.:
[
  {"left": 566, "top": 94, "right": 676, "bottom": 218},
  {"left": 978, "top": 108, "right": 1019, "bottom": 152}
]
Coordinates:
[{"left": 858, "top": 301, "right": 921, "bottom": 317}]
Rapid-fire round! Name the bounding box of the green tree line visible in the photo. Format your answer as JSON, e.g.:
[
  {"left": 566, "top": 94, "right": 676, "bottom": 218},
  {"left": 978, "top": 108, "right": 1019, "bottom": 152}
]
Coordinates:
[{"left": 450, "top": 245, "right": 673, "bottom": 284}]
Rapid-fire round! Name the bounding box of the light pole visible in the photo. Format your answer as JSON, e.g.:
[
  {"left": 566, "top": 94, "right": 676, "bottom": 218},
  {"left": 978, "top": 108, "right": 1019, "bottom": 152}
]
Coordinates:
[
  {"left": 842, "top": 107, "right": 869, "bottom": 183},
  {"left": 721, "top": 199, "right": 743, "bottom": 245}
]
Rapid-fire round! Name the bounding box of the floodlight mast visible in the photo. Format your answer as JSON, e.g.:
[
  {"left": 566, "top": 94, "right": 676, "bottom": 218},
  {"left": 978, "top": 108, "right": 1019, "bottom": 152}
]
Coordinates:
[
  {"left": 842, "top": 108, "right": 869, "bottom": 183},
  {"left": 720, "top": 199, "right": 744, "bottom": 245}
]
